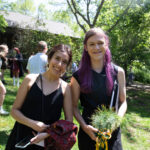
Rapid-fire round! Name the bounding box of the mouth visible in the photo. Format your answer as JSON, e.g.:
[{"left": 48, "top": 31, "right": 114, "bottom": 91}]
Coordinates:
[
  {"left": 93, "top": 51, "right": 102, "bottom": 54},
  {"left": 53, "top": 66, "right": 61, "bottom": 74}
]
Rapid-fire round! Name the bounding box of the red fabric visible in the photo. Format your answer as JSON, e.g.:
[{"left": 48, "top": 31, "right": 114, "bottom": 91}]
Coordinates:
[
  {"left": 45, "top": 120, "right": 78, "bottom": 150},
  {"left": 12, "top": 60, "right": 20, "bottom": 73}
]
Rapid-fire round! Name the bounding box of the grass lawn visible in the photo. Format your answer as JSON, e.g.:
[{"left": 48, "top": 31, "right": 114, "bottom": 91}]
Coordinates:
[{"left": 0, "top": 69, "right": 150, "bottom": 150}]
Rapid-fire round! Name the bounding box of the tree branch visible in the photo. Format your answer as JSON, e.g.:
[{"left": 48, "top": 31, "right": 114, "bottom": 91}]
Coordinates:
[
  {"left": 86, "top": 0, "right": 91, "bottom": 24},
  {"left": 92, "top": 0, "right": 105, "bottom": 27},
  {"left": 66, "top": 0, "right": 87, "bottom": 33},
  {"left": 70, "top": 0, "right": 90, "bottom": 25},
  {"left": 108, "top": 1, "right": 132, "bottom": 33}
]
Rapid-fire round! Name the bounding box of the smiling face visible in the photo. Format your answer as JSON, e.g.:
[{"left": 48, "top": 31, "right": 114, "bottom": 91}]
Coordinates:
[
  {"left": 48, "top": 51, "right": 69, "bottom": 77},
  {"left": 85, "top": 33, "right": 106, "bottom": 61}
]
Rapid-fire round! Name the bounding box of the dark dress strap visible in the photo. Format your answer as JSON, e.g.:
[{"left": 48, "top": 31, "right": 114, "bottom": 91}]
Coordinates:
[{"left": 39, "top": 74, "right": 44, "bottom": 121}]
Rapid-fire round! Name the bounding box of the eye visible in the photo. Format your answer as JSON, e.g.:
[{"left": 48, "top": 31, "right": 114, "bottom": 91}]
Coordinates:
[
  {"left": 98, "top": 42, "right": 104, "bottom": 45},
  {"left": 62, "top": 60, "right": 68, "bottom": 65},
  {"left": 89, "top": 43, "right": 95, "bottom": 46},
  {"left": 55, "top": 56, "right": 60, "bottom": 61}
]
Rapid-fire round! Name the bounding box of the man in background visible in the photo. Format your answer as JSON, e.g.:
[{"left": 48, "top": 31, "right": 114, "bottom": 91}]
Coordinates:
[{"left": 26, "top": 41, "right": 48, "bottom": 74}]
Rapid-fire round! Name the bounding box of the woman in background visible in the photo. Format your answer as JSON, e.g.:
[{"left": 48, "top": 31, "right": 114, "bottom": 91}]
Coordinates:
[
  {"left": 0, "top": 44, "right": 9, "bottom": 115},
  {"left": 9, "top": 47, "right": 24, "bottom": 87}
]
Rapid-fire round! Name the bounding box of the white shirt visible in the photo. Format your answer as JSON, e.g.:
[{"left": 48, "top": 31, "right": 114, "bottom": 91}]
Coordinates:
[
  {"left": 0, "top": 58, "right": 2, "bottom": 69},
  {"left": 26, "top": 53, "right": 48, "bottom": 74}
]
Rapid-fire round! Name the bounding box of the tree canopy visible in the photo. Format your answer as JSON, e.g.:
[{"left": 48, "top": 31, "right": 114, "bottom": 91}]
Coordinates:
[{"left": 0, "top": 0, "right": 150, "bottom": 81}]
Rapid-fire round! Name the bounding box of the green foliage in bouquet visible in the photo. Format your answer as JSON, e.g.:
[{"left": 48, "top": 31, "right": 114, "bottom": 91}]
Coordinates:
[{"left": 91, "top": 105, "right": 122, "bottom": 132}]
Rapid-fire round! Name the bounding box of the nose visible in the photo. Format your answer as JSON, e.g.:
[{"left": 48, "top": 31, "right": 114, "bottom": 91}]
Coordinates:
[
  {"left": 95, "top": 44, "right": 99, "bottom": 50},
  {"left": 57, "top": 60, "right": 63, "bottom": 66}
]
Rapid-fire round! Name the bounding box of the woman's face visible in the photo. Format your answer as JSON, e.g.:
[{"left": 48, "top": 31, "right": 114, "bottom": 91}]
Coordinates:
[
  {"left": 48, "top": 51, "right": 69, "bottom": 77},
  {"left": 85, "top": 33, "right": 106, "bottom": 61}
]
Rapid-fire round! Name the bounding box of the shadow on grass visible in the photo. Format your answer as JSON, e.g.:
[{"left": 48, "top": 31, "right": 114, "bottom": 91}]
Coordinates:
[
  {"left": 121, "top": 86, "right": 150, "bottom": 144},
  {"left": 122, "top": 127, "right": 137, "bottom": 143},
  {"left": 0, "top": 130, "right": 10, "bottom": 146},
  {"left": 126, "top": 88, "right": 150, "bottom": 118},
  {"left": 121, "top": 114, "right": 137, "bottom": 143},
  {"left": 131, "top": 122, "right": 150, "bottom": 132},
  {"left": 121, "top": 115, "right": 150, "bottom": 144}
]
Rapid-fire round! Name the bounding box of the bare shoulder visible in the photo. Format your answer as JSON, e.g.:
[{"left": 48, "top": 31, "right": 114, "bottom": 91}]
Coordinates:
[
  {"left": 116, "top": 66, "right": 126, "bottom": 85},
  {"left": 23, "top": 74, "right": 39, "bottom": 88},
  {"left": 24, "top": 74, "right": 39, "bottom": 81},
  {"left": 117, "top": 66, "right": 125, "bottom": 77}
]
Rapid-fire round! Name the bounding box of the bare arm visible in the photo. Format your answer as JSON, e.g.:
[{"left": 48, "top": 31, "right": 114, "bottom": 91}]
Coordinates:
[
  {"left": 11, "top": 74, "right": 49, "bottom": 132},
  {"left": 70, "top": 77, "right": 98, "bottom": 141},
  {"left": 62, "top": 81, "right": 73, "bottom": 122},
  {"left": 117, "top": 67, "right": 127, "bottom": 117}
]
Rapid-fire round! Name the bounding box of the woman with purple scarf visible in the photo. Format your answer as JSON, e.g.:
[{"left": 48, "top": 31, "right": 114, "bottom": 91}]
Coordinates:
[{"left": 70, "top": 28, "right": 127, "bottom": 150}]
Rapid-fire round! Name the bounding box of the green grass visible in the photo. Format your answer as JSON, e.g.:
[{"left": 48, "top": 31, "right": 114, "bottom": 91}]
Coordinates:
[
  {"left": 121, "top": 88, "right": 150, "bottom": 150},
  {"left": 0, "top": 70, "right": 22, "bottom": 150},
  {"left": 0, "top": 69, "right": 150, "bottom": 150}
]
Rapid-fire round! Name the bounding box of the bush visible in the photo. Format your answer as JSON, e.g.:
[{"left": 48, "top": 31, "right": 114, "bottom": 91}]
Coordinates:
[
  {"left": 13, "top": 28, "right": 83, "bottom": 63},
  {"left": 134, "top": 68, "right": 150, "bottom": 84}
]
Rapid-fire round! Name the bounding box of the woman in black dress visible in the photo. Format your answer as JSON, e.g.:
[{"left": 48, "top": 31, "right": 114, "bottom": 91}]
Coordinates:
[
  {"left": 70, "top": 28, "right": 127, "bottom": 150},
  {"left": 6, "top": 44, "right": 73, "bottom": 150}
]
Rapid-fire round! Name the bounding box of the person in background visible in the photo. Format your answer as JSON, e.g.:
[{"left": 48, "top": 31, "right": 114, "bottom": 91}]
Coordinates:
[
  {"left": 26, "top": 41, "right": 48, "bottom": 74},
  {"left": 26, "top": 52, "right": 35, "bottom": 74},
  {"left": 128, "top": 66, "right": 134, "bottom": 85},
  {"left": 9, "top": 47, "right": 24, "bottom": 87},
  {"left": 5, "top": 44, "right": 73, "bottom": 150},
  {"left": 1, "top": 55, "right": 8, "bottom": 85},
  {"left": 0, "top": 44, "right": 9, "bottom": 115},
  {"left": 70, "top": 28, "right": 127, "bottom": 150},
  {"left": 71, "top": 62, "right": 78, "bottom": 74}
]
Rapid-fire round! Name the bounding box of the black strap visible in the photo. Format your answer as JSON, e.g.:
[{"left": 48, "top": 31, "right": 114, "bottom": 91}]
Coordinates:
[
  {"left": 110, "top": 64, "right": 119, "bottom": 112},
  {"left": 40, "top": 74, "right": 44, "bottom": 121}
]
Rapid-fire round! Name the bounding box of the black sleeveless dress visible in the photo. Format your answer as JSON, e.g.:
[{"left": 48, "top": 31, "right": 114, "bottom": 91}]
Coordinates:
[
  {"left": 73, "top": 67, "right": 123, "bottom": 150},
  {"left": 5, "top": 75, "right": 64, "bottom": 150}
]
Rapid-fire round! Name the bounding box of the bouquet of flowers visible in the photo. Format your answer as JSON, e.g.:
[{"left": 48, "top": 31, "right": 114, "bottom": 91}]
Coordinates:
[{"left": 91, "top": 105, "right": 122, "bottom": 150}]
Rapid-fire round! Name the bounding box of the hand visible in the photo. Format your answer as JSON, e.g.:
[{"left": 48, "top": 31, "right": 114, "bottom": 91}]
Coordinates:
[
  {"left": 83, "top": 125, "right": 98, "bottom": 141},
  {"left": 32, "top": 121, "right": 49, "bottom": 132},
  {"left": 30, "top": 132, "right": 49, "bottom": 144}
]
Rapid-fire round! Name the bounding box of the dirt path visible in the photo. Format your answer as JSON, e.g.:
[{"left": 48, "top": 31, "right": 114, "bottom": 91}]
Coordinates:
[{"left": 127, "top": 83, "right": 150, "bottom": 92}]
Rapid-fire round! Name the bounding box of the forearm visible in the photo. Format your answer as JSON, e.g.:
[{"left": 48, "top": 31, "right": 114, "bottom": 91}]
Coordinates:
[
  {"left": 64, "top": 102, "right": 73, "bottom": 122},
  {"left": 65, "top": 114, "right": 73, "bottom": 122},
  {"left": 11, "top": 108, "right": 35, "bottom": 129},
  {"left": 73, "top": 106, "right": 87, "bottom": 131},
  {"left": 30, "top": 132, "right": 50, "bottom": 144},
  {"left": 117, "top": 100, "right": 127, "bottom": 117}
]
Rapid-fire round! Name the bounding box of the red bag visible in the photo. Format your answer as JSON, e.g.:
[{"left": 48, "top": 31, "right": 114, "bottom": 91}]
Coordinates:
[{"left": 45, "top": 120, "right": 78, "bottom": 150}]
